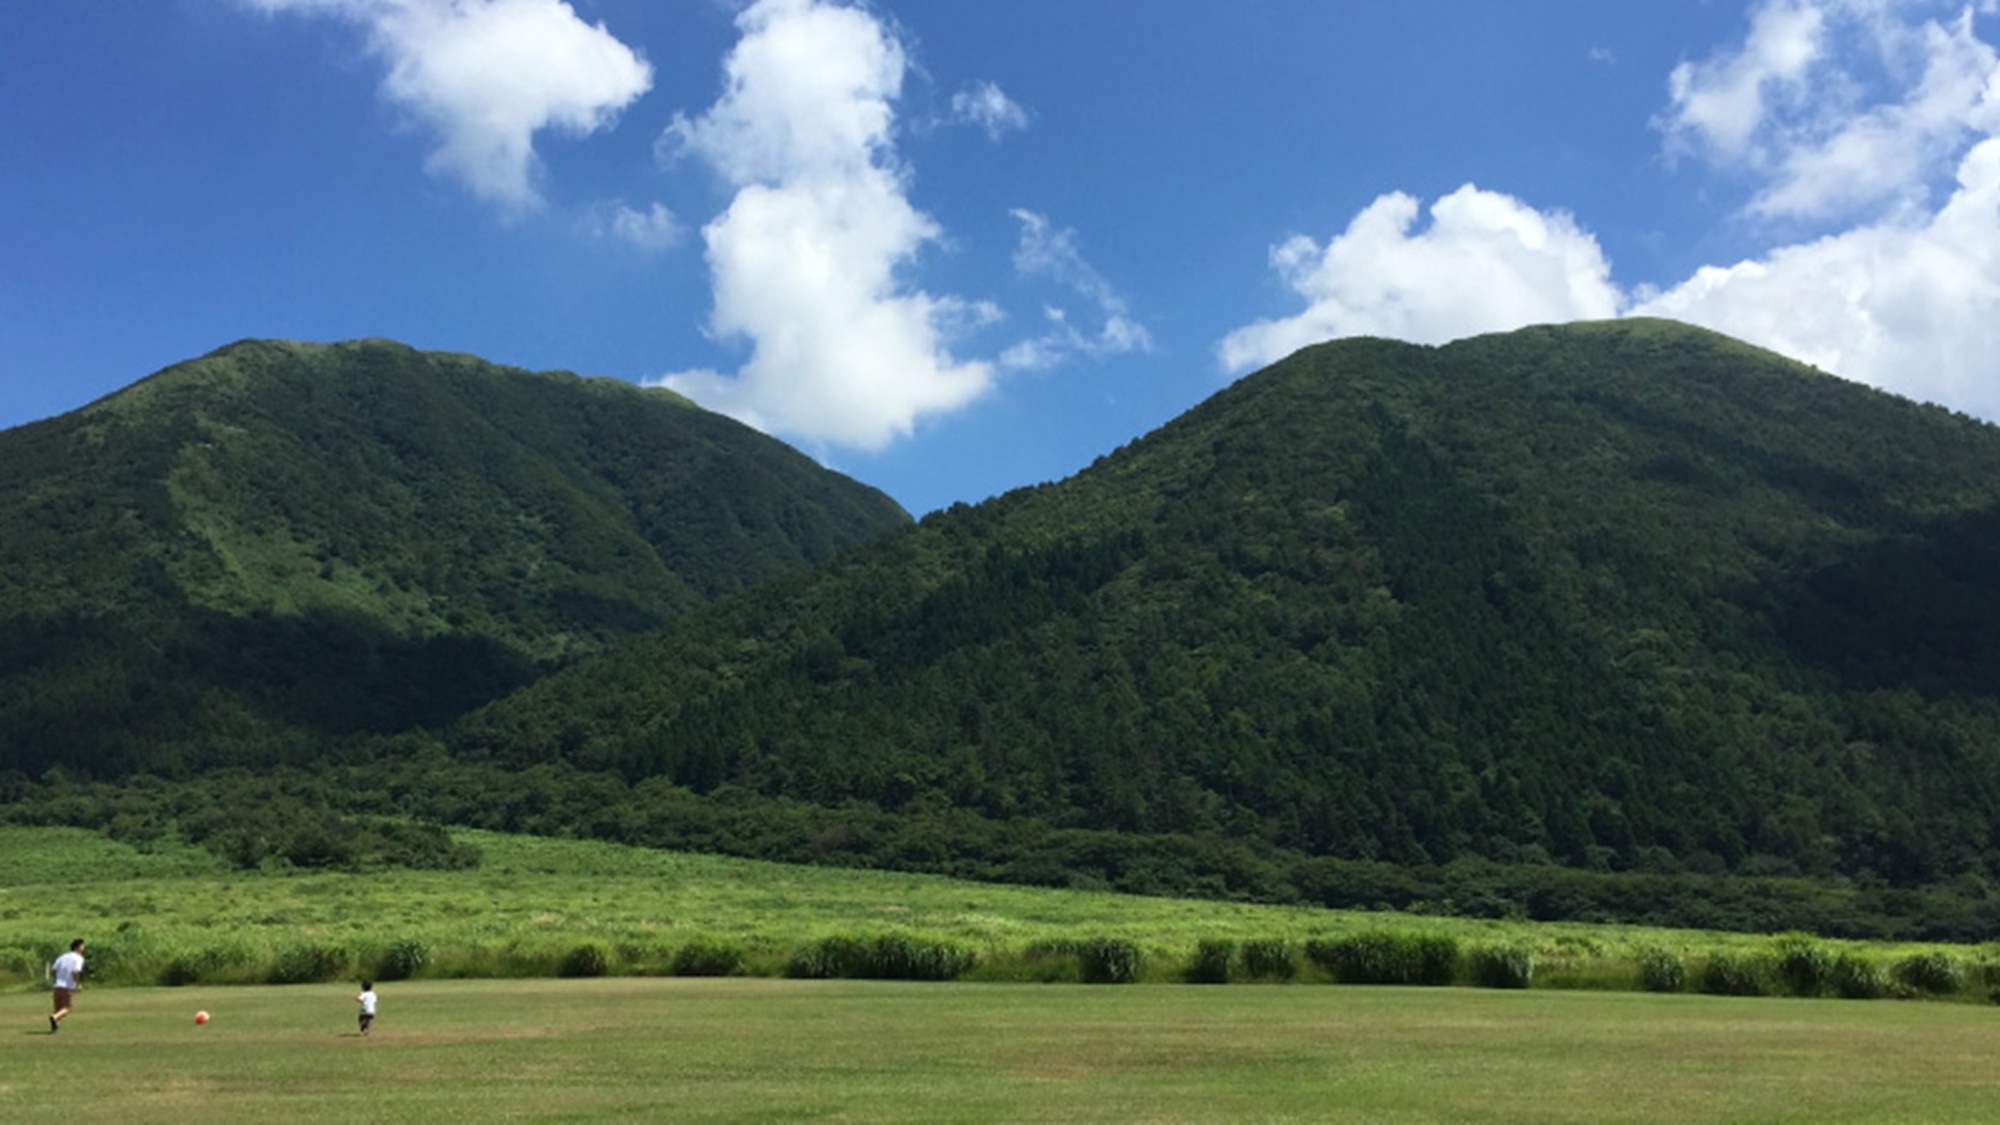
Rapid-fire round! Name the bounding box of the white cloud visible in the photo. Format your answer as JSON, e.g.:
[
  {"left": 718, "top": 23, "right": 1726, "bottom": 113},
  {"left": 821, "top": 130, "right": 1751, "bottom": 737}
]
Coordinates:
[
  {"left": 1220, "top": 1, "right": 2000, "bottom": 424},
  {"left": 651, "top": 0, "right": 992, "bottom": 450},
  {"left": 1219, "top": 160, "right": 2000, "bottom": 416},
  {"left": 1001, "top": 209, "right": 1151, "bottom": 370},
  {"left": 240, "top": 0, "right": 651, "bottom": 210},
  {"left": 951, "top": 81, "right": 1030, "bottom": 140},
  {"left": 1217, "top": 185, "right": 1621, "bottom": 373},
  {"left": 1657, "top": 0, "right": 1828, "bottom": 165},
  {"left": 1658, "top": 0, "right": 2000, "bottom": 221}
]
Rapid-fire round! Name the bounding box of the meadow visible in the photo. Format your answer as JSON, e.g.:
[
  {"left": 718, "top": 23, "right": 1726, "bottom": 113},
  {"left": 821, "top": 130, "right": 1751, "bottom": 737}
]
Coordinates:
[
  {"left": 3, "top": 826, "right": 1997, "bottom": 999},
  {"left": 8, "top": 977, "right": 2000, "bottom": 1122}
]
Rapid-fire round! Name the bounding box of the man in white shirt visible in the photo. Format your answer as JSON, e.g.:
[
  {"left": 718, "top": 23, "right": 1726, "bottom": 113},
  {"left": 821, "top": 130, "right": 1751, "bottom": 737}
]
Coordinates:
[{"left": 50, "top": 938, "right": 84, "bottom": 1033}]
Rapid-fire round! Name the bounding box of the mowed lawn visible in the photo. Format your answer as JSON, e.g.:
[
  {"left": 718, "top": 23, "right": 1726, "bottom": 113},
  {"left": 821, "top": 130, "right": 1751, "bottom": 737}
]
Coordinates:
[{"left": 6, "top": 978, "right": 1999, "bottom": 1123}]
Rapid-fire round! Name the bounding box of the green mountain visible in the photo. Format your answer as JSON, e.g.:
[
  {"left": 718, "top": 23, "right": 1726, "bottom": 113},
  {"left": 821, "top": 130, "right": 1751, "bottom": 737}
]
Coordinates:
[
  {"left": 0, "top": 339, "right": 909, "bottom": 778},
  {"left": 447, "top": 319, "right": 2000, "bottom": 897}
]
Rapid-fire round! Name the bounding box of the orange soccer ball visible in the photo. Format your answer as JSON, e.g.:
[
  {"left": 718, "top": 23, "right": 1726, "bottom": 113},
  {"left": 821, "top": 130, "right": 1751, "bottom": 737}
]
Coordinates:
[{"left": 195, "top": 1010, "right": 210, "bottom": 1026}]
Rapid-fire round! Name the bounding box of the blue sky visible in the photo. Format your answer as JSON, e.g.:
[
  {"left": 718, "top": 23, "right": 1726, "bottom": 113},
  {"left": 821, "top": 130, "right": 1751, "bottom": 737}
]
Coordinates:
[{"left": 7, "top": 1, "right": 2000, "bottom": 515}]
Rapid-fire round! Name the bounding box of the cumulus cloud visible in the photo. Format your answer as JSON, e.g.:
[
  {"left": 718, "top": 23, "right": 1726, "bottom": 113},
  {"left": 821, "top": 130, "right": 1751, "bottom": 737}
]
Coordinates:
[
  {"left": 1217, "top": 185, "right": 1620, "bottom": 373},
  {"left": 951, "top": 81, "right": 1030, "bottom": 140},
  {"left": 1001, "top": 209, "right": 1151, "bottom": 370},
  {"left": 652, "top": 0, "right": 992, "bottom": 450},
  {"left": 240, "top": 0, "right": 651, "bottom": 210}
]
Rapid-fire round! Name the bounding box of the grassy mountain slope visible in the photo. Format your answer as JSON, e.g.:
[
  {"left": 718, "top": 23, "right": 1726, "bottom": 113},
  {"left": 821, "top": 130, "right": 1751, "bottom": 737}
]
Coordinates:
[
  {"left": 0, "top": 339, "right": 908, "bottom": 777},
  {"left": 449, "top": 319, "right": 2000, "bottom": 891}
]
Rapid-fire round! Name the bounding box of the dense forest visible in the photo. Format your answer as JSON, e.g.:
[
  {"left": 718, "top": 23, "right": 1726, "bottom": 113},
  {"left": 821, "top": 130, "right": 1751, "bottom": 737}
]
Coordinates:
[
  {"left": 435, "top": 321, "right": 2000, "bottom": 916},
  {"left": 10, "top": 320, "right": 2000, "bottom": 938},
  {"left": 0, "top": 339, "right": 908, "bottom": 777}
]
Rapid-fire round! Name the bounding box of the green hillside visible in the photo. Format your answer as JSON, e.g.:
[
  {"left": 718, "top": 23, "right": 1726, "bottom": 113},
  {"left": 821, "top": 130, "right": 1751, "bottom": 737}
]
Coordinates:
[
  {"left": 441, "top": 320, "right": 2000, "bottom": 913},
  {"left": 0, "top": 339, "right": 909, "bottom": 777}
]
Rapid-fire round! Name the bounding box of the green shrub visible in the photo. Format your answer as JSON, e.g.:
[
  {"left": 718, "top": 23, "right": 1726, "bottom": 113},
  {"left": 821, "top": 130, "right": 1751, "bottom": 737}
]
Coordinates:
[
  {"left": 373, "top": 940, "right": 429, "bottom": 982},
  {"left": 1186, "top": 939, "right": 1234, "bottom": 984},
  {"left": 670, "top": 941, "right": 743, "bottom": 977},
  {"left": 1304, "top": 931, "right": 1459, "bottom": 986},
  {"left": 1078, "top": 938, "right": 1143, "bottom": 985},
  {"left": 1468, "top": 944, "right": 1535, "bottom": 989},
  {"left": 1892, "top": 952, "right": 1960, "bottom": 995},
  {"left": 268, "top": 944, "right": 348, "bottom": 985},
  {"left": 1637, "top": 947, "right": 1685, "bottom": 993},
  {"left": 1239, "top": 940, "right": 1295, "bottom": 981},
  {"left": 558, "top": 943, "right": 610, "bottom": 979},
  {"left": 1699, "top": 953, "right": 1770, "bottom": 997},
  {"left": 785, "top": 935, "right": 976, "bottom": 981},
  {"left": 1772, "top": 934, "right": 1832, "bottom": 997},
  {"left": 1829, "top": 952, "right": 1885, "bottom": 999}
]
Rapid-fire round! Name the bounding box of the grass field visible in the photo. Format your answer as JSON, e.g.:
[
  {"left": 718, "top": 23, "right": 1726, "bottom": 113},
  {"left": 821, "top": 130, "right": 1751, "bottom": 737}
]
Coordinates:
[
  {"left": 7, "top": 825, "right": 2000, "bottom": 1119},
  {"left": 6, "top": 977, "right": 2000, "bottom": 1122}
]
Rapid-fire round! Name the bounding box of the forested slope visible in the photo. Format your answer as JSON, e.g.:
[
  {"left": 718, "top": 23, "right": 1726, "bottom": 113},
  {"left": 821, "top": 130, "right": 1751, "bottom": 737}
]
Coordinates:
[
  {"left": 0, "top": 339, "right": 909, "bottom": 777},
  {"left": 450, "top": 320, "right": 2000, "bottom": 891}
]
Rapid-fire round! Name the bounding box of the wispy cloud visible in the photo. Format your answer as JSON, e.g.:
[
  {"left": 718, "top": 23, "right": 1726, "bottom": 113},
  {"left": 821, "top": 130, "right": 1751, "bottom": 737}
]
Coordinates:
[
  {"left": 585, "top": 201, "right": 683, "bottom": 252},
  {"left": 651, "top": 0, "right": 992, "bottom": 451},
  {"left": 239, "top": 0, "right": 651, "bottom": 211},
  {"left": 1002, "top": 209, "right": 1151, "bottom": 370},
  {"left": 951, "top": 81, "right": 1030, "bottom": 140}
]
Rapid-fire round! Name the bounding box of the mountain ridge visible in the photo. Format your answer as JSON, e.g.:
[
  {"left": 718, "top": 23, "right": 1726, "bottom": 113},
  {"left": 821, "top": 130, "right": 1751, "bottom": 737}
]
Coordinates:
[{"left": 0, "top": 338, "right": 910, "bottom": 777}]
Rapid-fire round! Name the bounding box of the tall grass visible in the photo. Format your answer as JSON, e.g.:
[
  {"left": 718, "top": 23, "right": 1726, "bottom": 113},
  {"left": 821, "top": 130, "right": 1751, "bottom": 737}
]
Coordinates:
[
  {"left": 1186, "top": 939, "right": 1234, "bottom": 984},
  {"left": 1468, "top": 943, "right": 1535, "bottom": 989},
  {"left": 1304, "top": 931, "right": 1459, "bottom": 986},
  {"left": 1239, "top": 939, "right": 1297, "bottom": 981},
  {"left": 1638, "top": 947, "right": 1686, "bottom": 993},
  {"left": 784, "top": 934, "right": 976, "bottom": 981}
]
